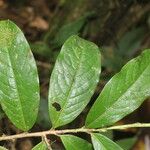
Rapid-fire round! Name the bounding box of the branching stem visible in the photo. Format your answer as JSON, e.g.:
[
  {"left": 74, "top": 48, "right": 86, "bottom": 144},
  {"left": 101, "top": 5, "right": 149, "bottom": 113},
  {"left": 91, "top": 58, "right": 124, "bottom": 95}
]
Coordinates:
[{"left": 0, "top": 123, "right": 150, "bottom": 141}]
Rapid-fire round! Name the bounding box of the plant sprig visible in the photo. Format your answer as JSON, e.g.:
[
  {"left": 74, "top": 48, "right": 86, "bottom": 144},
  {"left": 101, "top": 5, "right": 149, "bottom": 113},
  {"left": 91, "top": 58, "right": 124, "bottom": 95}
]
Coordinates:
[{"left": 0, "top": 20, "right": 149, "bottom": 150}]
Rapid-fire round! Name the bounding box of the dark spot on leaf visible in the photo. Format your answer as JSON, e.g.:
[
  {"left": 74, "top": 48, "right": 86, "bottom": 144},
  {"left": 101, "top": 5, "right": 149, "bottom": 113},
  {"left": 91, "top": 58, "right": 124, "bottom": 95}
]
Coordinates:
[{"left": 52, "top": 102, "right": 61, "bottom": 111}]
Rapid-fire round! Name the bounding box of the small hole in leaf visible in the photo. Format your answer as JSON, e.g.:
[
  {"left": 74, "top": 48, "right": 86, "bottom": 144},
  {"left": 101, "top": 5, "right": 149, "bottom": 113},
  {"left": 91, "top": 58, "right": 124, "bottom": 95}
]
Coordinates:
[{"left": 52, "top": 102, "right": 61, "bottom": 111}]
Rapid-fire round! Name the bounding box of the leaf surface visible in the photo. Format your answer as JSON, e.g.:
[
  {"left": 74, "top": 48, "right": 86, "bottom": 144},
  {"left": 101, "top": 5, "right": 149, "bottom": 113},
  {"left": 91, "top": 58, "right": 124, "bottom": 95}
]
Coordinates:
[
  {"left": 32, "top": 142, "right": 47, "bottom": 150},
  {"left": 0, "top": 20, "right": 40, "bottom": 131},
  {"left": 48, "top": 35, "right": 101, "bottom": 128},
  {"left": 91, "top": 133, "right": 123, "bottom": 150},
  {"left": 86, "top": 49, "right": 150, "bottom": 128},
  {"left": 60, "top": 134, "right": 92, "bottom": 150}
]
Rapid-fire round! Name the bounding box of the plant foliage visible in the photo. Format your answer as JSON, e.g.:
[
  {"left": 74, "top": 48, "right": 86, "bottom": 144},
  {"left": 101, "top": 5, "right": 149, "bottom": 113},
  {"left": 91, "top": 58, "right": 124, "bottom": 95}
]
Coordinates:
[
  {"left": 0, "top": 20, "right": 40, "bottom": 131},
  {"left": 0, "top": 20, "right": 149, "bottom": 149},
  {"left": 48, "top": 35, "right": 101, "bottom": 128}
]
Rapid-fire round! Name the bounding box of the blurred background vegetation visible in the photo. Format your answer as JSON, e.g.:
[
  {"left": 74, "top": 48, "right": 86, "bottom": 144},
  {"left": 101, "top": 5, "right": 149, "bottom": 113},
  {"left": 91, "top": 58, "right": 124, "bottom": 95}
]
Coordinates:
[{"left": 0, "top": 0, "right": 150, "bottom": 149}]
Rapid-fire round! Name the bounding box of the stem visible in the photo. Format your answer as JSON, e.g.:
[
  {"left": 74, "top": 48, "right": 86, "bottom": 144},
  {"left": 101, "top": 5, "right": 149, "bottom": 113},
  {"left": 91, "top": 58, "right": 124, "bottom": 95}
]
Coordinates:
[
  {"left": 0, "top": 123, "right": 150, "bottom": 141},
  {"left": 43, "top": 135, "right": 52, "bottom": 150}
]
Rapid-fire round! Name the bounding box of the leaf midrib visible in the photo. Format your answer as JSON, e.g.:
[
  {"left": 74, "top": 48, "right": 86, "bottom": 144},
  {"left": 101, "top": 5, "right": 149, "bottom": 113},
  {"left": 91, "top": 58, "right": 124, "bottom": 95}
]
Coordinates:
[
  {"left": 53, "top": 47, "right": 83, "bottom": 128},
  {"left": 87, "top": 58, "right": 150, "bottom": 127},
  {"left": 6, "top": 36, "right": 27, "bottom": 129}
]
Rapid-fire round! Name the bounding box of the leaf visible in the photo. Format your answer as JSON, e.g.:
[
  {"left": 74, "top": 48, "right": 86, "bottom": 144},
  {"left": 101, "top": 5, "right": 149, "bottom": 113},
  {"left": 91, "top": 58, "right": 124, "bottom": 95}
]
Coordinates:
[
  {"left": 53, "top": 14, "right": 90, "bottom": 46},
  {"left": 32, "top": 141, "right": 47, "bottom": 150},
  {"left": 48, "top": 35, "right": 101, "bottom": 128},
  {"left": 102, "top": 27, "right": 146, "bottom": 72},
  {"left": 0, "top": 146, "right": 8, "bottom": 150},
  {"left": 0, "top": 20, "right": 40, "bottom": 131},
  {"left": 86, "top": 49, "right": 150, "bottom": 128},
  {"left": 60, "top": 134, "right": 92, "bottom": 150},
  {"left": 30, "top": 41, "right": 51, "bottom": 58},
  {"left": 91, "top": 133, "right": 123, "bottom": 150},
  {"left": 116, "top": 137, "right": 136, "bottom": 150},
  {"left": 117, "top": 27, "right": 145, "bottom": 57}
]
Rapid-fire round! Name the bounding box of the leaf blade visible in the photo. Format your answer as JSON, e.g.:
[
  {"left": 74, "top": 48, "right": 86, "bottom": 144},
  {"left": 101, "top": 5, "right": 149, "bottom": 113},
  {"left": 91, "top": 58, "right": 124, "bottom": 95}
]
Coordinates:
[
  {"left": 32, "top": 142, "right": 47, "bottom": 150},
  {"left": 0, "top": 20, "right": 40, "bottom": 131},
  {"left": 60, "top": 134, "right": 92, "bottom": 150},
  {"left": 53, "top": 18, "right": 85, "bottom": 46},
  {"left": 86, "top": 49, "right": 150, "bottom": 128},
  {"left": 91, "top": 133, "right": 123, "bottom": 150},
  {"left": 48, "top": 35, "right": 101, "bottom": 128}
]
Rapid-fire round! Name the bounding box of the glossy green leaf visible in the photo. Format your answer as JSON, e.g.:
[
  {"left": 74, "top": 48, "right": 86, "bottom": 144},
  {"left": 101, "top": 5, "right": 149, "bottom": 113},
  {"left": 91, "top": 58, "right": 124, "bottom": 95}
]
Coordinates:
[
  {"left": 48, "top": 35, "right": 101, "bottom": 128},
  {"left": 0, "top": 20, "right": 40, "bottom": 131},
  {"left": 32, "top": 141, "right": 47, "bottom": 150},
  {"left": 60, "top": 134, "right": 92, "bottom": 150},
  {"left": 91, "top": 133, "right": 123, "bottom": 150},
  {"left": 86, "top": 49, "right": 150, "bottom": 128},
  {"left": 0, "top": 146, "right": 8, "bottom": 150}
]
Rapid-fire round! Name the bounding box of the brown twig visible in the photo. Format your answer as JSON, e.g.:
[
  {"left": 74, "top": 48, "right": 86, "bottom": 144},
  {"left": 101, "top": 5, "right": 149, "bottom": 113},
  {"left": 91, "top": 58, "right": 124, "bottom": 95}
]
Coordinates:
[
  {"left": 42, "top": 135, "right": 52, "bottom": 150},
  {"left": 0, "top": 123, "right": 150, "bottom": 141}
]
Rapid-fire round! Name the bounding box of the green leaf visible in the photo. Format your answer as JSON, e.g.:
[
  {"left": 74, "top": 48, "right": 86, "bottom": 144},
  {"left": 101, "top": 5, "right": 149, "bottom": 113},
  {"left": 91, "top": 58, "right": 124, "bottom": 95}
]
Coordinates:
[
  {"left": 60, "top": 134, "right": 92, "bottom": 150},
  {"left": 91, "top": 133, "right": 123, "bottom": 150},
  {"left": 116, "top": 137, "right": 136, "bottom": 150},
  {"left": 0, "top": 146, "right": 8, "bottom": 150},
  {"left": 0, "top": 20, "right": 40, "bottom": 131},
  {"left": 86, "top": 49, "right": 150, "bottom": 128},
  {"left": 48, "top": 35, "right": 101, "bottom": 128},
  {"left": 117, "top": 27, "right": 145, "bottom": 57},
  {"left": 53, "top": 16, "right": 87, "bottom": 46},
  {"left": 30, "top": 41, "right": 51, "bottom": 58},
  {"left": 32, "top": 141, "right": 47, "bottom": 150},
  {"left": 102, "top": 27, "right": 146, "bottom": 72}
]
